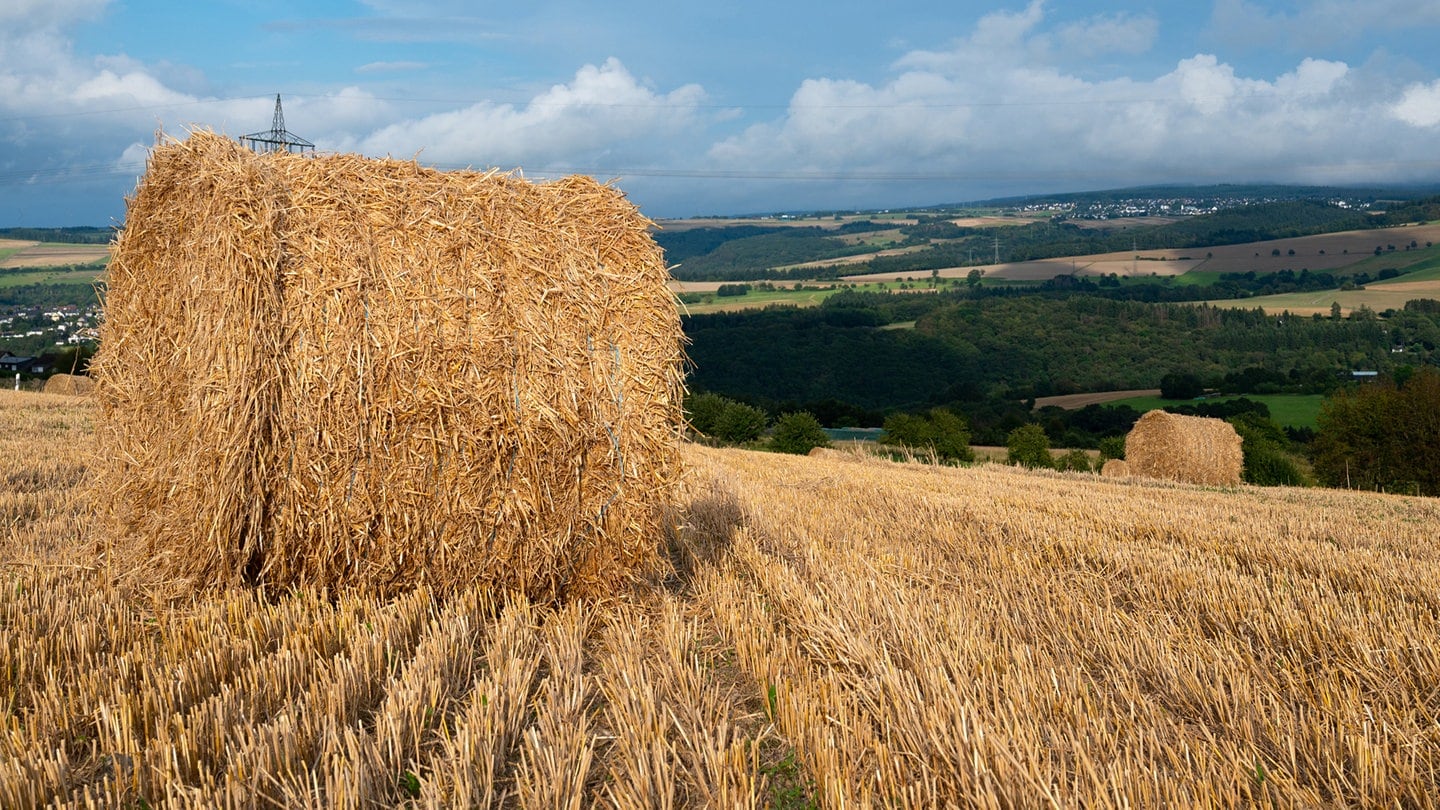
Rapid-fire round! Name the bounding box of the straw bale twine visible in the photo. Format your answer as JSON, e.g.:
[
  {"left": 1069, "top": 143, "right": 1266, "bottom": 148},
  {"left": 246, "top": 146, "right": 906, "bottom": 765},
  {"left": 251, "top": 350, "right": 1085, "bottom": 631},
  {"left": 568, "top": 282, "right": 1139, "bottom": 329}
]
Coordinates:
[
  {"left": 1124, "top": 410, "right": 1242, "bottom": 486},
  {"left": 43, "top": 373, "right": 95, "bottom": 397},
  {"left": 1099, "top": 458, "right": 1129, "bottom": 478},
  {"left": 90, "top": 131, "right": 685, "bottom": 600}
]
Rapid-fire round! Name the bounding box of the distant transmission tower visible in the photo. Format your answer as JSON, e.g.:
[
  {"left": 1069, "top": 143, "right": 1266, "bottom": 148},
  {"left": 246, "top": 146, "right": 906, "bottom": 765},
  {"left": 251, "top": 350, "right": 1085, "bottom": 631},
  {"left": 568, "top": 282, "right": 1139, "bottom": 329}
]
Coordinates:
[{"left": 240, "top": 94, "right": 315, "bottom": 154}]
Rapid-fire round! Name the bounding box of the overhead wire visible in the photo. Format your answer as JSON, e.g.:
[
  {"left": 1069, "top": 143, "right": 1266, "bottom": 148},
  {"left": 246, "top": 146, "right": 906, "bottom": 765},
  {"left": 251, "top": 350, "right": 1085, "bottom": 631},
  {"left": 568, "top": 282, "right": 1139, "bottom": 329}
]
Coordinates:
[{"left": 1, "top": 90, "right": 1437, "bottom": 188}]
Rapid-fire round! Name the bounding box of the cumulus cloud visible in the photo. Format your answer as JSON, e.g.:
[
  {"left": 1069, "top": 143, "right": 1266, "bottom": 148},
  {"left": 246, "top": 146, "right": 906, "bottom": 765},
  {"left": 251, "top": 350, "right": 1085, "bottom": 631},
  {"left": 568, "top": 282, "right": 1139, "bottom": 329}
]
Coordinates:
[
  {"left": 703, "top": 3, "right": 1438, "bottom": 208},
  {"left": 0, "top": 0, "right": 106, "bottom": 31},
  {"left": 359, "top": 58, "right": 706, "bottom": 170},
  {"left": 896, "top": 2, "right": 1045, "bottom": 73},
  {"left": 71, "top": 69, "right": 193, "bottom": 107},
  {"left": 1051, "top": 13, "right": 1158, "bottom": 58},
  {"left": 1392, "top": 80, "right": 1440, "bottom": 127}
]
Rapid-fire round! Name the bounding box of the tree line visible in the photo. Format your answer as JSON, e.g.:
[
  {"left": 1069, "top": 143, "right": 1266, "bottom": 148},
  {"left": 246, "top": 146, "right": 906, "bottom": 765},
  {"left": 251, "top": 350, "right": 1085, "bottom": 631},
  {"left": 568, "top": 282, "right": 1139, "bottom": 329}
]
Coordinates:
[{"left": 0, "top": 226, "right": 112, "bottom": 244}]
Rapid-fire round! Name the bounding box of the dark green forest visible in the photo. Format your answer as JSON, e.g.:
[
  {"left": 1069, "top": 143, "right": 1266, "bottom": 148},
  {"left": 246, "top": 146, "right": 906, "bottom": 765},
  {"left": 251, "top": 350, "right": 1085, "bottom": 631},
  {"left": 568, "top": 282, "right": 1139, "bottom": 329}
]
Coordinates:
[{"left": 685, "top": 290, "right": 1440, "bottom": 411}]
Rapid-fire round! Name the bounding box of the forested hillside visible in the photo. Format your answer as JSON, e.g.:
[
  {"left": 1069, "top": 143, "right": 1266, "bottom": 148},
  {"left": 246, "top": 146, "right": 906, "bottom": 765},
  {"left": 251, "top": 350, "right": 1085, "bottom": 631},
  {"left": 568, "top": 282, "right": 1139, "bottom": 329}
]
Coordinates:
[{"left": 685, "top": 290, "right": 1440, "bottom": 413}]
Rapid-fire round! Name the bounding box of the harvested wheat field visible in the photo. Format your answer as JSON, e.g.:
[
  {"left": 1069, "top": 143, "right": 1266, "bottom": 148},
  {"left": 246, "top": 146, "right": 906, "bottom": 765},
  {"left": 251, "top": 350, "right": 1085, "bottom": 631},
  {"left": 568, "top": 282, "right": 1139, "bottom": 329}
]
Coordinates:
[{"left": 4, "top": 391, "right": 1440, "bottom": 807}]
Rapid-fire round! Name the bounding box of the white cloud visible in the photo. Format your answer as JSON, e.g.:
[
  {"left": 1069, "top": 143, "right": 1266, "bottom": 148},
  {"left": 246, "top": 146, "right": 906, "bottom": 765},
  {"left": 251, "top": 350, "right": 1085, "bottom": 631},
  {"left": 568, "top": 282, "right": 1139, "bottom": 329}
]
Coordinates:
[
  {"left": 705, "top": 3, "right": 1435, "bottom": 205},
  {"left": 72, "top": 69, "right": 194, "bottom": 107},
  {"left": 895, "top": 1, "right": 1046, "bottom": 73},
  {"left": 358, "top": 58, "right": 706, "bottom": 170},
  {"left": 0, "top": 0, "right": 106, "bottom": 31},
  {"left": 115, "top": 141, "right": 149, "bottom": 171},
  {"left": 2, "top": 0, "right": 1440, "bottom": 222},
  {"left": 1276, "top": 58, "right": 1349, "bottom": 97},
  {"left": 1392, "top": 80, "right": 1440, "bottom": 128},
  {"left": 1051, "top": 13, "right": 1159, "bottom": 59}
]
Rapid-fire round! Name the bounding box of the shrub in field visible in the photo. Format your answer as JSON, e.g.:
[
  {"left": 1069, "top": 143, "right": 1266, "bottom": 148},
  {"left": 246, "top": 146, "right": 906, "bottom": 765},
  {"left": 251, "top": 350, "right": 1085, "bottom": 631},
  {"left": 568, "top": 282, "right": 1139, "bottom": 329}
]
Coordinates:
[
  {"left": 1098, "top": 435, "right": 1126, "bottom": 460},
  {"left": 771, "top": 412, "right": 830, "bottom": 455},
  {"left": 687, "top": 393, "right": 768, "bottom": 444},
  {"left": 1056, "top": 449, "right": 1095, "bottom": 473},
  {"left": 714, "top": 401, "right": 769, "bottom": 444},
  {"left": 1007, "top": 424, "right": 1053, "bottom": 469},
  {"left": 882, "top": 408, "right": 973, "bottom": 462},
  {"left": 686, "top": 392, "right": 730, "bottom": 436},
  {"left": 1228, "top": 412, "right": 1310, "bottom": 487},
  {"left": 1160, "top": 370, "right": 1205, "bottom": 400}
]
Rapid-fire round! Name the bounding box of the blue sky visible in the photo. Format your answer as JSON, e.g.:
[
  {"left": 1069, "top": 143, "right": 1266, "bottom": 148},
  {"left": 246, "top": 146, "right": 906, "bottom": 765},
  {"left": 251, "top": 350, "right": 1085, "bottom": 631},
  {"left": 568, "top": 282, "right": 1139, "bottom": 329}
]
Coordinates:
[{"left": 4, "top": 1, "right": 1440, "bottom": 225}]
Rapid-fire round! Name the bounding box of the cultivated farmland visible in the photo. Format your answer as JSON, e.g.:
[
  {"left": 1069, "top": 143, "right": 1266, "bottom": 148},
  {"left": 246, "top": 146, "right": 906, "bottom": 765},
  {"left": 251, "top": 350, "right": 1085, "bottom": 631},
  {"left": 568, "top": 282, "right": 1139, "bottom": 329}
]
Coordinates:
[
  {"left": 1209, "top": 263, "right": 1440, "bottom": 316},
  {"left": 0, "top": 239, "right": 109, "bottom": 270},
  {"left": 4, "top": 390, "right": 1440, "bottom": 807}
]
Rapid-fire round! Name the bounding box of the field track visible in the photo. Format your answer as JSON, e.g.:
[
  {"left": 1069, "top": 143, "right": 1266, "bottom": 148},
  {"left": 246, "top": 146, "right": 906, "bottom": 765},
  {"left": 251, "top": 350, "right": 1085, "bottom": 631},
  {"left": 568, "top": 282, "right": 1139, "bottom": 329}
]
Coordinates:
[{"left": 4, "top": 390, "right": 1440, "bottom": 806}]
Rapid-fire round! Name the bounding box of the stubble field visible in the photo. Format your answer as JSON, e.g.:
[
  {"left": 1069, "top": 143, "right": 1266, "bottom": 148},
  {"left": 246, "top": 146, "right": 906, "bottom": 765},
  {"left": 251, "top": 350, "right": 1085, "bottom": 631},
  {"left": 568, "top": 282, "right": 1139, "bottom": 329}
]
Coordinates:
[{"left": 3, "top": 390, "right": 1440, "bottom": 807}]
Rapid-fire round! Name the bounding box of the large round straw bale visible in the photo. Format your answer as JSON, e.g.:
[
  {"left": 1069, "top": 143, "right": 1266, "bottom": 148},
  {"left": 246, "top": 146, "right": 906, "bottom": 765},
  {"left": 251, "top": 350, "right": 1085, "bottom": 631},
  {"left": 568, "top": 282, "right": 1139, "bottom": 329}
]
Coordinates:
[
  {"left": 90, "top": 131, "right": 685, "bottom": 601},
  {"left": 43, "top": 373, "right": 95, "bottom": 397},
  {"left": 1099, "top": 458, "right": 1129, "bottom": 478},
  {"left": 1124, "top": 410, "right": 1242, "bottom": 486}
]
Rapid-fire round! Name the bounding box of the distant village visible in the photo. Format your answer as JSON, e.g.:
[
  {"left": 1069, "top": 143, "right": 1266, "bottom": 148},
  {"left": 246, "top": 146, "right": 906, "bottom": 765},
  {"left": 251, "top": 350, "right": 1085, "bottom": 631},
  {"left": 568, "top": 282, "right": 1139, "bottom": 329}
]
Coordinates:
[
  {"left": 1056, "top": 194, "right": 1373, "bottom": 221},
  {"left": 0, "top": 304, "right": 100, "bottom": 376}
]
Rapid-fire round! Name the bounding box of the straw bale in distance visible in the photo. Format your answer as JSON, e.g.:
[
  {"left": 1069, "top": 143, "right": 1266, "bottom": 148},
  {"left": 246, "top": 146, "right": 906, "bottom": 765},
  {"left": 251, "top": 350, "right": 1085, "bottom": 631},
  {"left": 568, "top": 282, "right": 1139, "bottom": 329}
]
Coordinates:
[
  {"left": 1124, "top": 410, "right": 1242, "bottom": 486},
  {"left": 1100, "top": 458, "right": 1129, "bottom": 478},
  {"left": 43, "top": 373, "right": 95, "bottom": 397},
  {"left": 90, "top": 131, "right": 685, "bottom": 601}
]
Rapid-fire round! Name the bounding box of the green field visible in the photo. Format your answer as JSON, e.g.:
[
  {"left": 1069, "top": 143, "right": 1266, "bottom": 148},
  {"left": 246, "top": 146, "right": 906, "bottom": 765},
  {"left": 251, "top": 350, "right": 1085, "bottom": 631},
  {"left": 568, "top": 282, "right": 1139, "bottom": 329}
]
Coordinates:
[
  {"left": 1105, "top": 393, "right": 1326, "bottom": 429},
  {"left": 1380, "top": 256, "right": 1440, "bottom": 282},
  {"left": 0, "top": 265, "right": 107, "bottom": 288},
  {"left": 677, "top": 281, "right": 939, "bottom": 314},
  {"left": 1324, "top": 241, "right": 1440, "bottom": 278},
  {"left": 1205, "top": 247, "right": 1440, "bottom": 315}
]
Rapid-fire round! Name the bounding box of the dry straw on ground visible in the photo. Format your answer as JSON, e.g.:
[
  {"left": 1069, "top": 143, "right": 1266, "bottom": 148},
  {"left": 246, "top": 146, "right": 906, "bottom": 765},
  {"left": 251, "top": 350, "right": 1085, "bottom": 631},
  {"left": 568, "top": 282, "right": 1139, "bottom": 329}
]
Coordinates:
[
  {"left": 8, "top": 392, "right": 1440, "bottom": 806},
  {"left": 43, "top": 373, "right": 95, "bottom": 397},
  {"left": 90, "top": 131, "right": 685, "bottom": 601},
  {"left": 1100, "top": 458, "right": 1130, "bottom": 477},
  {"left": 1125, "top": 409, "right": 1242, "bottom": 486}
]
